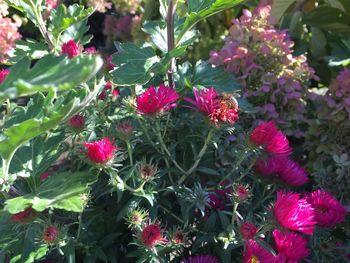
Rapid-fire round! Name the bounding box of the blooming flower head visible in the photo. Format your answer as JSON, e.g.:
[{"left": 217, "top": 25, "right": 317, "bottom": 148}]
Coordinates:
[
  {"left": 250, "top": 121, "right": 291, "bottom": 156},
  {"left": 0, "top": 68, "right": 9, "bottom": 84},
  {"left": 12, "top": 207, "right": 35, "bottom": 222},
  {"left": 182, "top": 255, "right": 220, "bottom": 263},
  {"left": 0, "top": 16, "right": 21, "bottom": 62},
  {"left": 185, "top": 88, "right": 239, "bottom": 126},
  {"left": 273, "top": 191, "right": 316, "bottom": 235},
  {"left": 240, "top": 222, "right": 258, "bottom": 240},
  {"left": 141, "top": 222, "right": 165, "bottom": 248},
  {"left": 68, "top": 114, "right": 85, "bottom": 130},
  {"left": 136, "top": 84, "right": 179, "bottom": 115},
  {"left": 255, "top": 157, "right": 309, "bottom": 186},
  {"left": 43, "top": 226, "right": 59, "bottom": 243},
  {"left": 305, "top": 189, "right": 347, "bottom": 228},
  {"left": 40, "top": 171, "right": 52, "bottom": 181},
  {"left": 83, "top": 137, "right": 116, "bottom": 164},
  {"left": 61, "top": 40, "right": 81, "bottom": 58},
  {"left": 243, "top": 240, "right": 276, "bottom": 263},
  {"left": 272, "top": 229, "right": 309, "bottom": 262}
]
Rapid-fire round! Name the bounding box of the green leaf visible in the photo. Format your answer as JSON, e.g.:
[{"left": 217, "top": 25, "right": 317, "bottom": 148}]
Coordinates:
[
  {"left": 177, "top": 0, "right": 243, "bottom": 43},
  {"left": 5, "top": 172, "right": 97, "bottom": 213},
  {"left": 0, "top": 54, "right": 103, "bottom": 100},
  {"left": 271, "top": 0, "right": 296, "bottom": 20},
  {"left": 303, "top": 6, "right": 350, "bottom": 35},
  {"left": 111, "top": 43, "right": 159, "bottom": 86},
  {"left": 6, "top": 0, "right": 37, "bottom": 25},
  {"left": 9, "top": 39, "right": 49, "bottom": 63},
  {"left": 142, "top": 21, "right": 168, "bottom": 53},
  {"left": 192, "top": 60, "right": 240, "bottom": 91},
  {"left": 49, "top": 4, "right": 94, "bottom": 40}
]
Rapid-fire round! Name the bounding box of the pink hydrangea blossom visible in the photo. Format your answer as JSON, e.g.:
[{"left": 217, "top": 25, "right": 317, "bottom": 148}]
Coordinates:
[
  {"left": 243, "top": 240, "right": 276, "bottom": 263},
  {"left": 273, "top": 191, "right": 316, "bottom": 235},
  {"left": 136, "top": 84, "right": 179, "bottom": 115},
  {"left": 272, "top": 229, "right": 310, "bottom": 262},
  {"left": 250, "top": 121, "right": 291, "bottom": 156},
  {"left": 306, "top": 189, "right": 347, "bottom": 228},
  {"left": 0, "top": 15, "right": 21, "bottom": 62}
]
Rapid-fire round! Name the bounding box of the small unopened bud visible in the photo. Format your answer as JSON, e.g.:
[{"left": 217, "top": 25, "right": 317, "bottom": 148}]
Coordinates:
[
  {"left": 233, "top": 184, "right": 251, "bottom": 202},
  {"left": 240, "top": 222, "right": 257, "bottom": 240},
  {"left": 138, "top": 162, "right": 158, "bottom": 181},
  {"left": 61, "top": 40, "right": 81, "bottom": 58},
  {"left": 43, "top": 226, "right": 59, "bottom": 243},
  {"left": 116, "top": 120, "right": 133, "bottom": 137},
  {"left": 172, "top": 229, "right": 186, "bottom": 245},
  {"left": 126, "top": 208, "right": 148, "bottom": 229},
  {"left": 68, "top": 114, "right": 85, "bottom": 130}
]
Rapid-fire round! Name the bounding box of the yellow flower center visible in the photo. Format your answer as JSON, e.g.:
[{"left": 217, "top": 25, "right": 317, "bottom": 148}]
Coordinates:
[{"left": 251, "top": 255, "right": 260, "bottom": 263}]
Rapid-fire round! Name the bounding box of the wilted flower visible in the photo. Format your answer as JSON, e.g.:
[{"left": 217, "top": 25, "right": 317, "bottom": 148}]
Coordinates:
[
  {"left": 12, "top": 207, "right": 35, "bottom": 222},
  {"left": 306, "top": 189, "right": 347, "bottom": 228},
  {"left": 136, "top": 84, "right": 179, "bottom": 115},
  {"left": 40, "top": 171, "right": 52, "bottom": 181},
  {"left": 250, "top": 121, "right": 291, "bottom": 156},
  {"left": 61, "top": 40, "right": 81, "bottom": 58},
  {"left": 272, "top": 229, "right": 310, "bottom": 262},
  {"left": 43, "top": 226, "right": 59, "bottom": 243},
  {"left": 83, "top": 138, "right": 116, "bottom": 164},
  {"left": 185, "top": 88, "right": 239, "bottom": 126},
  {"left": 0, "top": 68, "right": 9, "bottom": 84},
  {"left": 255, "top": 157, "right": 309, "bottom": 186},
  {"left": 273, "top": 191, "right": 316, "bottom": 235},
  {"left": 242, "top": 240, "right": 276, "bottom": 263},
  {"left": 140, "top": 222, "right": 165, "bottom": 248},
  {"left": 240, "top": 222, "right": 258, "bottom": 240},
  {"left": 68, "top": 114, "right": 85, "bottom": 130},
  {"left": 181, "top": 255, "right": 220, "bottom": 263}
]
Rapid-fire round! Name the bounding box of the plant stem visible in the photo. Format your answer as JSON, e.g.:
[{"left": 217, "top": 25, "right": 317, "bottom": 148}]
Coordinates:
[
  {"left": 126, "top": 140, "right": 133, "bottom": 166},
  {"left": 231, "top": 202, "right": 239, "bottom": 224},
  {"left": 76, "top": 210, "right": 83, "bottom": 241},
  {"left": 219, "top": 149, "right": 249, "bottom": 185},
  {"left": 114, "top": 173, "right": 145, "bottom": 193},
  {"left": 178, "top": 128, "right": 216, "bottom": 184},
  {"left": 166, "top": 0, "right": 178, "bottom": 88}
]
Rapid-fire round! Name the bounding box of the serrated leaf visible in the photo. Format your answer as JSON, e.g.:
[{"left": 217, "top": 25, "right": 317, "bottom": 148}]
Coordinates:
[
  {"left": 0, "top": 54, "right": 103, "bottom": 100},
  {"left": 142, "top": 21, "right": 168, "bottom": 52},
  {"left": 177, "top": 0, "right": 243, "bottom": 43},
  {"left": 5, "top": 172, "right": 97, "bottom": 213},
  {"left": 9, "top": 39, "right": 49, "bottom": 63},
  {"left": 49, "top": 4, "right": 94, "bottom": 40}
]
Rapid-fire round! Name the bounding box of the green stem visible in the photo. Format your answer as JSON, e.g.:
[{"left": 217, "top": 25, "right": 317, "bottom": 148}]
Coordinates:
[
  {"left": 137, "top": 117, "right": 162, "bottom": 154},
  {"left": 114, "top": 173, "right": 145, "bottom": 193},
  {"left": 76, "top": 210, "right": 83, "bottom": 241},
  {"left": 155, "top": 120, "right": 187, "bottom": 174},
  {"left": 159, "top": 204, "right": 184, "bottom": 223},
  {"left": 231, "top": 202, "right": 239, "bottom": 224},
  {"left": 126, "top": 140, "right": 133, "bottom": 166},
  {"left": 178, "top": 128, "right": 216, "bottom": 184},
  {"left": 219, "top": 149, "right": 249, "bottom": 185}
]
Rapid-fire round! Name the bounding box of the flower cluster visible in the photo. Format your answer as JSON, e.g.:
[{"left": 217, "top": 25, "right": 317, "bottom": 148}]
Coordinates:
[
  {"left": 184, "top": 87, "right": 239, "bottom": 126},
  {"left": 0, "top": 2, "right": 21, "bottom": 62},
  {"left": 86, "top": 0, "right": 111, "bottom": 13},
  {"left": 210, "top": 2, "right": 317, "bottom": 136}
]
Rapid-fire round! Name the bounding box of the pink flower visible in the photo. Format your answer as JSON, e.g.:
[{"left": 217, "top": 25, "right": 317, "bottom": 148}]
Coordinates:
[
  {"left": 0, "top": 68, "right": 10, "bottom": 84},
  {"left": 243, "top": 240, "right": 276, "bottom": 263},
  {"left": 105, "top": 55, "right": 116, "bottom": 71},
  {"left": 0, "top": 17, "right": 21, "bottom": 62},
  {"left": 136, "top": 84, "right": 179, "bottom": 115},
  {"left": 273, "top": 191, "right": 316, "bottom": 235},
  {"left": 272, "top": 229, "right": 310, "bottom": 262},
  {"left": 141, "top": 223, "right": 165, "bottom": 248},
  {"left": 46, "top": 0, "right": 60, "bottom": 11},
  {"left": 234, "top": 184, "right": 251, "bottom": 201},
  {"left": 61, "top": 40, "right": 81, "bottom": 58},
  {"left": 43, "top": 226, "right": 59, "bottom": 243},
  {"left": 240, "top": 222, "right": 258, "bottom": 239},
  {"left": 68, "top": 114, "right": 85, "bottom": 130},
  {"left": 84, "top": 46, "right": 97, "bottom": 54},
  {"left": 12, "top": 207, "right": 35, "bottom": 222},
  {"left": 305, "top": 189, "right": 347, "bottom": 228},
  {"left": 40, "top": 171, "right": 52, "bottom": 181},
  {"left": 255, "top": 157, "right": 309, "bottom": 186},
  {"left": 83, "top": 138, "right": 116, "bottom": 164},
  {"left": 185, "top": 88, "right": 239, "bottom": 126},
  {"left": 250, "top": 121, "right": 291, "bottom": 156},
  {"left": 98, "top": 81, "right": 119, "bottom": 100},
  {"left": 182, "top": 255, "right": 220, "bottom": 263},
  {"left": 208, "top": 192, "right": 226, "bottom": 210}
]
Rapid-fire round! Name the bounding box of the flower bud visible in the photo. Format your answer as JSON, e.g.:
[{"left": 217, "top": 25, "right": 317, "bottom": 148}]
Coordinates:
[
  {"left": 0, "top": 69, "right": 10, "bottom": 84},
  {"left": 116, "top": 120, "right": 133, "bottom": 137},
  {"left": 137, "top": 162, "right": 158, "bottom": 181},
  {"left": 233, "top": 184, "right": 251, "bottom": 202},
  {"left": 240, "top": 222, "right": 258, "bottom": 240},
  {"left": 12, "top": 207, "right": 35, "bottom": 223},
  {"left": 68, "top": 114, "right": 86, "bottom": 130},
  {"left": 43, "top": 226, "right": 59, "bottom": 243},
  {"left": 61, "top": 40, "right": 81, "bottom": 58}
]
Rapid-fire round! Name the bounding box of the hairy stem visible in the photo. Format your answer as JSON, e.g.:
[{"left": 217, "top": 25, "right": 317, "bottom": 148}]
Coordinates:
[{"left": 167, "top": 0, "right": 178, "bottom": 88}]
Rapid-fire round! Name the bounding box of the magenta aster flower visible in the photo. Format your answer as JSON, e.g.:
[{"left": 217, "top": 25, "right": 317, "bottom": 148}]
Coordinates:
[
  {"left": 273, "top": 191, "right": 316, "bottom": 235},
  {"left": 0, "top": 68, "right": 9, "bottom": 84},
  {"left": 243, "top": 240, "right": 276, "bottom": 263},
  {"left": 61, "top": 40, "right": 81, "bottom": 58},
  {"left": 255, "top": 157, "right": 309, "bottom": 186},
  {"left": 136, "top": 84, "right": 179, "bottom": 115},
  {"left": 141, "top": 223, "right": 165, "bottom": 248},
  {"left": 182, "top": 255, "right": 220, "bottom": 263},
  {"left": 305, "top": 189, "right": 347, "bottom": 228},
  {"left": 240, "top": 222, "right": 258, "bottom": 240},
  {"left": 185, "top": 88, "right": 239, "bottom": 126},
  {"left": 83, "top": 137, "right": 116, "bottom": 164},
  {"left": 250, "top": 121, "right": 291, "bottom": 156},
  {"left": 272, "top": 229, "right": 310, "bottom": 262}
]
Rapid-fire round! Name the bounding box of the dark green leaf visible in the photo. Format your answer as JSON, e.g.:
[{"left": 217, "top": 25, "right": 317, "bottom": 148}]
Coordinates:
[{"left": 271, "top": 0, "right": 297, "bottom": 20}]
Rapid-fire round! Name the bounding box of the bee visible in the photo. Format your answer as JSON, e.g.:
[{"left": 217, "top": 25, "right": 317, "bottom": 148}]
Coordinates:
[{"left": 218, "top": 92, "right": 239, "bottom": 109}]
